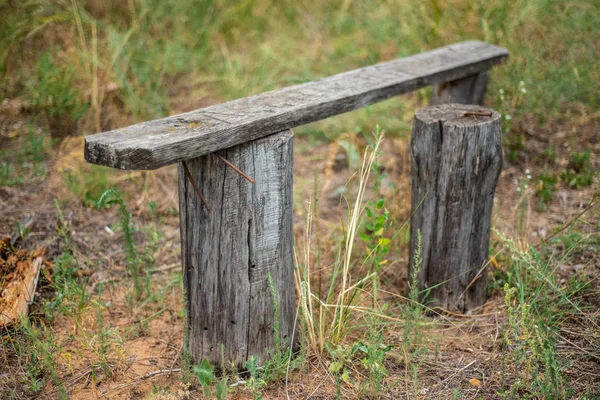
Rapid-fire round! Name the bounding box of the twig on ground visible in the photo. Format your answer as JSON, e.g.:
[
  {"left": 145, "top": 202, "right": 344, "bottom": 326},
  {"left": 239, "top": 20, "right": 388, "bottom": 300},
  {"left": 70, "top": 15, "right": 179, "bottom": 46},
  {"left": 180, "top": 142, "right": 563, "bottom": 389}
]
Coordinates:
[
  {"left": 103, "top": 368, "right": 182, "bottom": 396},
  {"left": 535, "top": 194, "right": 597, "bottom": 248},
  {"left": 170, "top": 343, "right": 183, "bottom": 371},
  {"left": 556, "top": 332, "right": 600, "bottom": 362},
  {"left": 151, "top": 263, "right": 180, "bottom": 274},
  {"left": 34, "top": 367, "right": 93, "bottom": 399}
]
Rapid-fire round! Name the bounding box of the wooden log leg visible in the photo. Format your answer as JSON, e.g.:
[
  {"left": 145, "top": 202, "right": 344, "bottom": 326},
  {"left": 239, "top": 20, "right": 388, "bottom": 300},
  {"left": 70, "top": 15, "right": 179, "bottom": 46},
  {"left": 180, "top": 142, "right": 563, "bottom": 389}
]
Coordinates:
[
  {"left": 430, "top": 71, "right": 490, "bottom": 105},
  {"left": 409, "top": 104, "right": 502, "bottom": 312},
  {"left": 178, "top": 130, "right": 296, "bottom": 369}
]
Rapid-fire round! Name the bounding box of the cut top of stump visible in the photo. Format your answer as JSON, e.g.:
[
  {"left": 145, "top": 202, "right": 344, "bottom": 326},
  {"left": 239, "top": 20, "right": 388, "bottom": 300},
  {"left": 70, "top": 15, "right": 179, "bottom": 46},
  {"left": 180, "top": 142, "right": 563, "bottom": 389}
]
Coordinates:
[
  {"left": 85, "top": 40, "right": 508, "bottom": 170},
  {"left": 415, "top": 104, "right": 501, "bottom": 127}
]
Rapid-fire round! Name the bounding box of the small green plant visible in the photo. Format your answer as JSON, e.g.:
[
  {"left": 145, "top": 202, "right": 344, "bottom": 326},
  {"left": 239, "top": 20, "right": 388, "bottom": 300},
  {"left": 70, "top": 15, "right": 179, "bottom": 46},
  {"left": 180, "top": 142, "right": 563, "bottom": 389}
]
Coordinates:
[
  {"left": 90, "top": 305, "right": 124, "bottom": 377},
  {"left": 326, "top": 343, "right": 361, "bottom": 396},
  {"left": 501, "top": 284, "right": 566, "bottom": 398},
  {"left": 262, "top": 273, "right": 293, "bottom": 381},
  {"left": 561, "top": 150, "right": 594, "bottom": 189},
  {"left": 0, "top": 162, "right": 21, "bottom": 186},
  {"left": 21, "top": 125, "right": 47, "bottom": 163},
  {"left": 13, "top": 317, "right": 67, "bottom": 399},
  {"left": 356, "top": 338, "right": 392, "bottom": 397},
  {"left": 244, "top": 356, "right": 267, "bottom": 399},
  {"left": 327, "top": 352, "right": 351, "bottom": 400},
  {"left": 404, "top": 231, "right": 423, "bottom": 346},
  {"left": 535, "top": 170, "right": 557, "bottom": 211},
  {"left": 361, "top": 200, "right": 390, "bottom": 269},
  {"left": 178, "top": 346, "right": 196, "bottom": 387},
  {"left": 326, "top": 337, "right": 392, "bottom": 399},
  {"left": 63, "top": 165, "right": 113, "bottom": 207},
  {"left": 543, "top": 146, "right": 558, "bottom": 164},
  {"left": 96, "top": 189, "right": 149, "bottom": 305},
  {"left": 192, "top": 359, "right": 228, "bottom": 400},
  {"left": 361, "top": 127, "right": 391, "bottom": 279},
  {"left": 12, "top": 221, "right": 31, "bottom": 241},
  {"left": 43, "top": 200, "right": 90, "bottom": 323},
  {"left": 504, "top": 132, "right": 524, "bottom": 163},
  {"left": 534, "top": 149, "right": 595, "bottom": 211}
]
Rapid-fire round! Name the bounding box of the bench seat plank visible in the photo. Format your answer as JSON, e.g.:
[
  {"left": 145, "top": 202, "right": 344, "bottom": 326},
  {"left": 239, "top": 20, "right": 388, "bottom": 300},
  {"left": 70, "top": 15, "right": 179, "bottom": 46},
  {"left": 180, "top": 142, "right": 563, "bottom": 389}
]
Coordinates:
[{"left": 85, "top": 40, "right": 508, "bottom": 170}]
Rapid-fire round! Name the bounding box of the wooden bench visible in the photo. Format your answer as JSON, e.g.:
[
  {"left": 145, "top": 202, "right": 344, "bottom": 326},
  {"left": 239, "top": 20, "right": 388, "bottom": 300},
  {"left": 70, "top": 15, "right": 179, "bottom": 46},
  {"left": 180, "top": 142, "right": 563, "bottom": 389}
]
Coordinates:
[{"left": 84, "top": 41, "right": 508, "bottom": 368}]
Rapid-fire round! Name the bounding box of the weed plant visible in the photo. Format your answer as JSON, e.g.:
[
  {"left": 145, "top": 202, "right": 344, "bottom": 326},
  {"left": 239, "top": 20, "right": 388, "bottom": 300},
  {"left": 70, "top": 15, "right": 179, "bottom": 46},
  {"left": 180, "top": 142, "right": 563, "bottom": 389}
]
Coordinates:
[
  {"left": 96, "top": 188, "right": 151, "bottom": 305},
  {"left": 495, "top": 228, "right": 596, "bottom": 399},
  {"left": 12, "top": 317, "right": 68, "bottom": 399}
]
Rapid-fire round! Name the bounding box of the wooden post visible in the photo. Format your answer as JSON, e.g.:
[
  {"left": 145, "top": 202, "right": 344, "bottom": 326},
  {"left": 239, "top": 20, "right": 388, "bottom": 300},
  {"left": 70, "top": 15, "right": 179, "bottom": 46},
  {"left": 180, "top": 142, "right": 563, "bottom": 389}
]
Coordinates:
[
  {"left": 409, "top": 104, "right": 502, "bottom": 312},
  {"left": 430, "top": 71, "right": 490, "bottom": 105},
  {"left": 178, "top": 130, "right": 296, "bottom": 368}
]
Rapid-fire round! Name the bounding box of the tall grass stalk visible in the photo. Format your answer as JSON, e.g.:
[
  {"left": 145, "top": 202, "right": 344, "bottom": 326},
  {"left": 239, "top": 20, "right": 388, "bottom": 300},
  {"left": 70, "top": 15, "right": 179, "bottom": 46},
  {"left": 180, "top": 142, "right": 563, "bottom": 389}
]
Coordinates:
[
  {"left": 331, "top": 129, "right": 384, "bottom": 343},
  {"left": 295, "top": 127, "right": 385, "bottom": 353}
]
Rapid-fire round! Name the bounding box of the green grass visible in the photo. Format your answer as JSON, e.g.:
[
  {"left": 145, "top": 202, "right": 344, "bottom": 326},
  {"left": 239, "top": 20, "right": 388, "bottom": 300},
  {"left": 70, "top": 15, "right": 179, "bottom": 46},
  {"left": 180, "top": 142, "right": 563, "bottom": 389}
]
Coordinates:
[
  {"left": 12, "top": 317, "right": 68, "bottom": 399},
  {"left": 0, "top": 124, "right": 50, "bottom": 186},
  {"left": 1, "top": 0, "right": 598, "bottom": 139},
  {"left": 534, "top": 150, "right": 596, "bottom": 211},
  {"left": 62, "top": 164, "right": 115, "bottom": 208},
  {"left": 96, "top": 188, "right": 162, "bottom": 307},
  {"left": 495, "top": 229, "right": 595, "bottom": 399}
]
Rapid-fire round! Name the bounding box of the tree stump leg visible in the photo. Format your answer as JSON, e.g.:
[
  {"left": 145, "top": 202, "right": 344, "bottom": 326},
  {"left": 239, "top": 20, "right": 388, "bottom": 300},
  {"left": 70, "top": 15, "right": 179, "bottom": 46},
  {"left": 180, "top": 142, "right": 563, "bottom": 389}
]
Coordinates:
[
  {"left": 430, "top": 71, "right": 490, "bottom": 105},
  {"left": 178, "top": 130, "right": 296, "bottom": 369},
  {"left": 409, "top": 104, "right": 502, "bottom": 312}
]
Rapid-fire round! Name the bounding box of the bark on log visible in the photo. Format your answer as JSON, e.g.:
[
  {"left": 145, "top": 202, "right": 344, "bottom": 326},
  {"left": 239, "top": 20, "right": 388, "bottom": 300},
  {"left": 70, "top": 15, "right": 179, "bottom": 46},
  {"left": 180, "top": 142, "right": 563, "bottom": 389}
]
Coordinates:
[
  {"left": 409, "top": 104, "right": 502, "bottom": 312},
  {"left": 178, "top": 130, "right": 296, "bottom": 368}
]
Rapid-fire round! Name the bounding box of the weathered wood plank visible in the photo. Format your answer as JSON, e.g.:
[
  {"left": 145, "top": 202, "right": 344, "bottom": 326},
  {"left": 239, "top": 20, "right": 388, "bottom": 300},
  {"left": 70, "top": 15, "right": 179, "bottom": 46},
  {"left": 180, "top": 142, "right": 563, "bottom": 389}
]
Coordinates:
[
  {"left": 178, "top": 130, "right": 295, "bottom": 368},
  {"left": 430, "top": 70, "right": 491, "bottom": 105},
  {"left": 409, "top": 104, "right": 502, "bottom": 312},
  {"left": 86, "top": 41, "right": 508, "bottom": 170}
]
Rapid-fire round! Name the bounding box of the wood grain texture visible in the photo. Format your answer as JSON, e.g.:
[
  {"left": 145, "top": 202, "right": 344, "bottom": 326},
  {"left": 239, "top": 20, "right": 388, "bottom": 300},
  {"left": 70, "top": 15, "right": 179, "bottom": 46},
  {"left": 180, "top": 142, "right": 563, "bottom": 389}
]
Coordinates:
[
  {"left": 430, "top": 70, "right": 491, "bottom": 105},
  {"left": 409, "top": 104, "right": 502, "bottom": 312},
  {"left": 86, "top": 41, "right": 508, "bottom": 170},
  {"left": 178, "top": 130, "right": 295, "bottom": 368}
]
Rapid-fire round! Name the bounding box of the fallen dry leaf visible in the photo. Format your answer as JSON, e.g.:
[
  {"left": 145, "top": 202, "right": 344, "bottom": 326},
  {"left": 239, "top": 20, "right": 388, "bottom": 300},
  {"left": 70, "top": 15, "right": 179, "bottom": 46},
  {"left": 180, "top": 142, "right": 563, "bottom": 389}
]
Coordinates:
[{"left": 468, "top": 377, "right": 482, "bottom": 387}]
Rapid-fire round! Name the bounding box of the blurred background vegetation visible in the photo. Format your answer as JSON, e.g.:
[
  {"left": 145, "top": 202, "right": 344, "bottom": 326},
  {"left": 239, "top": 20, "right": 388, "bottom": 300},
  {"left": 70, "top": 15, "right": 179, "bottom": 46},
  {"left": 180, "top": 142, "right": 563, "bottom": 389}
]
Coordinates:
[
  {"left": 2, "top": 0, "right": 598, "bottom": 211},
  {"left": 1, "top": 0, "right": 598, "bottom": 140}
]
